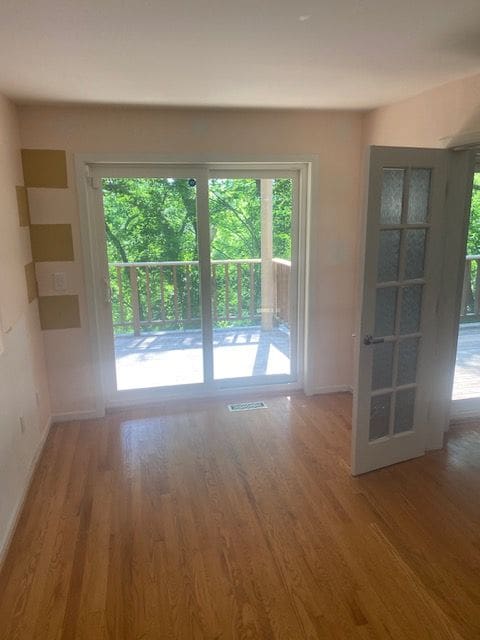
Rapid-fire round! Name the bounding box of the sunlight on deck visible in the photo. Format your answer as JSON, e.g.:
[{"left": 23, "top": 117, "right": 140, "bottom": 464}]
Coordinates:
[
  {"left": 114, "top": 327, "right": 290, "bottom": 390},
  {"left": 452, "top": 323, "right": 480, "bottom": 400}
]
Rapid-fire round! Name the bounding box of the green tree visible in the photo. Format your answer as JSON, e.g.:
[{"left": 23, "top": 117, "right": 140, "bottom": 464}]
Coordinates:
[
  {"left": 462, "top": 173, "right": 480, "bottom": 315},
  {"left": 467, "top": 173, "right": 480, "bottom": 255},
  {"left": 103, "top": 177, "right": 293, "bottom": 332}
]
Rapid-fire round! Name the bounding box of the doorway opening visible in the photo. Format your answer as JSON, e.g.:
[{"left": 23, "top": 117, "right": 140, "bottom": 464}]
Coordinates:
[
  {"left": 452, "top": 169, "right": 480, "bottom": 401},
  {"left": 97, "top": 166, "right": 301, "bottom": 397}
]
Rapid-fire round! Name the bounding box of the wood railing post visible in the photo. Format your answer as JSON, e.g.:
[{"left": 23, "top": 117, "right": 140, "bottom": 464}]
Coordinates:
[
  {"left": 129, "top": 266, "right": 141, "bottom": 336},
  {"left": 159, "top": 266, "right": 166, "bottom": 324},
  {"left": 249, "top": 263, "right": 255, "bottom": 321},
  {"left": 212, "top": 264, "right": 218, "bottom": 322},
  {"left": 475, "top": 259, "right": 480, "bottom": 318},
  {"left": 273, "top": 260, "right": 278, "bottom": 321},
  {"left": 117, "top": 266, "right": 125, "bottom": 325},
  {"left": 271, "top": 258, "right": 291, "bottom": 326},
  {"left": 462, "top": 259, "right": 472, "bottom": 318},
  {"left": 237, "top": 264, "right": 242, "bottom": 320},
  {"left": 172, "top": 265, "right": 179, "bottom": 323},
  {"left": 224, "top": 264, "right": 230, "bottom": 320},
  {"left": 145, "top": 268, "right": 152, "bottom": 324},
  {"left": 261, "top": 179, "right": 274, "bottom": 330}
]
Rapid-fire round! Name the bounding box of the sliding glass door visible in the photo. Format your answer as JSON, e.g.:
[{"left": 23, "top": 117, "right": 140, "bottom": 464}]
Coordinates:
[
  {"left": 209, "top": 174, "right": 296, "bottom": 383},
  {"left": 92, "top": 164, "right": 300, "bottom": 398},
  {"left": 102, "top": 174, "right": 204, "bottom": 390}
]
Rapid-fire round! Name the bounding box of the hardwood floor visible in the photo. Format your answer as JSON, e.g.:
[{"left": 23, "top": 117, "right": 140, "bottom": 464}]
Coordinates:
[{"left": 0, "top": 392, "right": 479, "bottom": 639}]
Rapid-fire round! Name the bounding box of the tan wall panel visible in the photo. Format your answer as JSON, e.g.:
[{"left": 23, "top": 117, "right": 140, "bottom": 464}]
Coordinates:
[
  {"left": 21, "top": 149, "right": 68, "bottom": 188},
  {"left": 30, "top": 224, "right": 74, "bottom": 262},
  {"left": 16, "top": 186, "right": 30, "bottom": 226},
  {"left": 24, "top": 262, "right": 38, "bottom": 303},
  {"left": 38, "top": 295, "right": 80, "bottom": 330}
]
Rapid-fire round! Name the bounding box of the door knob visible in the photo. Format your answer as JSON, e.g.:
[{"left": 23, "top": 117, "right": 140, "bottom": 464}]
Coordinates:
[{"left": 363, "top": 334, "right": 385, "bottom": 345}]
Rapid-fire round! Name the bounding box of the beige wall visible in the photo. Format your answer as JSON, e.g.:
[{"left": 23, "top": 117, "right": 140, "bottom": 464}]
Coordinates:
[
  {"left": 0, "top": 94, "right": 50, "bottom": 558},
  {"left": 18, "top": 106, "right": 364, "bottom": 413},
  {"left": 15, "top": 71, "right": 480, "bottom": 420},
  {"left": 363, "top": 71, "right": 480, "bottom": 148}
]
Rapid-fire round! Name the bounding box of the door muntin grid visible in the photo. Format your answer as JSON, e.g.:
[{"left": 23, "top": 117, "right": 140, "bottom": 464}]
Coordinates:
[{"left": 369, "top": 167, "right": 431, "bottom": 441}]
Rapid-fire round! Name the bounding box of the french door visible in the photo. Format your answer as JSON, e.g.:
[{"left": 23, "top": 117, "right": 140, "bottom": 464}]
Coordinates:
[
  {"left": 353, "top": 146, "right": 473, "bottom": 475},
  {"left": 88, "top": 163, "right": 302, "bottom": 403}
]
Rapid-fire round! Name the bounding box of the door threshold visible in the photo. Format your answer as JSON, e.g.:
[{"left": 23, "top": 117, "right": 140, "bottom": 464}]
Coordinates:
[{"left": 105, "top": 381, "right": 303, "bottom": 412}]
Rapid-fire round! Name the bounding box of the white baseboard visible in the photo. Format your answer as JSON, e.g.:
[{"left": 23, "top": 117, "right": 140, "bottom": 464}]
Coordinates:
[
  {"left": 305, "top": 384, "right": 353, "bottom": 396},
  {"left": 105, "top": 382, "right": 302, "bottom": 410},
  {"left": 0, "top": 414, "right": 52, "bottom": 569},
  {"left": 51, "top": 408, "right": 105, "bottom": 423}
]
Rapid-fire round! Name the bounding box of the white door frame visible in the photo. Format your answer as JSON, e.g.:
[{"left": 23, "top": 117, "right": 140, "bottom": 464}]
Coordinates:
[
  {"left": 74, "top": 154, "right": 317, "bottom": 413},
  {"left": 445, "top": 150, "right": 478, "bottom": 422}
]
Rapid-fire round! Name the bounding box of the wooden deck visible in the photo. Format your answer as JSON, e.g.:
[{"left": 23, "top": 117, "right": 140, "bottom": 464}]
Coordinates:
[
  {"left": 114, "top": 326, "right": 291, "bottom": 389},
  {"left": 114, "top": 322, "right": 478, "bottom": 398},
  {"left": 453, "top": 323, "right": 480, "bottom": 400}
]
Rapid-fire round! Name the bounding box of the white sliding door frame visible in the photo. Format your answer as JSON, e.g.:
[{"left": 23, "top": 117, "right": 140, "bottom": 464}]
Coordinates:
[{"left": 75, "top": 154, "right": 315, "bottom": 412}]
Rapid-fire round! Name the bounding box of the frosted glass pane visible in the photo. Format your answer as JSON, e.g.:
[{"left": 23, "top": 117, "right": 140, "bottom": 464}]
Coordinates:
[
  {"left": 400, "top": 285, "right": 423, "bottom": 334},
  {"left": 372, "top": 341, "right": 394, "bottom": 391},
  {"left": 407, "top": 169, "right": 431, "bottom": 223},
  {"left": 397, "top": 338, "right": 419, "bottom": 385},
  {"left": 404, "top": 229, "right": 426, "bottom": 280},
  {"left": 380, "top": 169, "right": 404, "bottom": 224},
  {"left": 369, "top": 394, "right": 391, "bottom": 440},
  {"left": 374, "top": 287, "right": 397, "bottom": 337},
  {"left": 377, "top": 230, "right": 400, "bottom": 282},
  {"left": 394, "top": 388, "right": 416, "bottom": 434}
]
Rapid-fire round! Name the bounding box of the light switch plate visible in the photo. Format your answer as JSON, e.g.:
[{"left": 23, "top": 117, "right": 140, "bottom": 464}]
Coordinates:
[{"left": 53, "top": 272, "right": 67, "bottom": 292}]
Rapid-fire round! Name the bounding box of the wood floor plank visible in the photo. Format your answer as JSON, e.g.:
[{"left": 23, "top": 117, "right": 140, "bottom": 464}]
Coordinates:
[{"left": 0, "top": 393, "right": 479, "bottom": 639}]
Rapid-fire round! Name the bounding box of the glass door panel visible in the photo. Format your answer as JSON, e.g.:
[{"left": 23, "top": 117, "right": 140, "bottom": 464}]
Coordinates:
[
  {"left": 102, "top": 177, "right": 203, "bottom": 390},
  {"left": 368, "top": 166, "right": 431, "bottom": 442},
  {"left": 208, "top": 176, "right": 294, "bottom": 381}
]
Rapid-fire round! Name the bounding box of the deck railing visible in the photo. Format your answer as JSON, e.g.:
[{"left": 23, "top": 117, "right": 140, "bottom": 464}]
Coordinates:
[
  {"left": 110, "top": 258, "right": 291, "bottom": 335},
  {"left": 273, "top": 258, "right": 291, "bottom": 325},
  {"left": 461, "top": 255, "right": 480, "bottom": 321}
]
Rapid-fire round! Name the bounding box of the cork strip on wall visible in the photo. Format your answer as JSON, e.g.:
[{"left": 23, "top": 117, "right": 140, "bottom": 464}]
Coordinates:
[
  {"left": 30, "top": 224, "right": 74, "bottom": 262},
  {"left": 24, "top": 262, "right": 38, "bottom": 304},
  {"left": 38, "top": 295, "right": 80, "bottom": 330},
  {"left": 16, "top": 186, "right": 31, "bottom": 226},
  {"left": 21, "top": 149, "right": 68, "bottom": 189}
]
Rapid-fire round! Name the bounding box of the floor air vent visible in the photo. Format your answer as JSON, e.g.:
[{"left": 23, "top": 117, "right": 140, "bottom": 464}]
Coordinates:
[{"left": 228, "top": 401, "right": 267, "bottom": 412}]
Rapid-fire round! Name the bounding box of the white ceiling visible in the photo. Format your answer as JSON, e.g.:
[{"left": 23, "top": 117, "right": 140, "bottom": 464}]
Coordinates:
[{"left": 2, "top": 0, "right": 480, "bottom": 109}]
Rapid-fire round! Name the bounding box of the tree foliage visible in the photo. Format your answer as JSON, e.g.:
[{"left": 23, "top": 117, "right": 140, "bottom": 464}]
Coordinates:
[
  {"left": 467, "top": 173, "right": 480, "bottom": 256},
  {"left": 461, "top": 173, "right": 480, "bottom": 316},
  {"left": 102, "top": 177, "right": 292, "bottom": 332}
]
